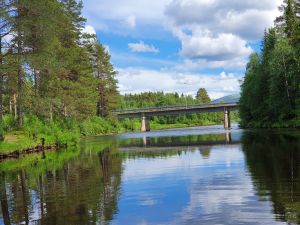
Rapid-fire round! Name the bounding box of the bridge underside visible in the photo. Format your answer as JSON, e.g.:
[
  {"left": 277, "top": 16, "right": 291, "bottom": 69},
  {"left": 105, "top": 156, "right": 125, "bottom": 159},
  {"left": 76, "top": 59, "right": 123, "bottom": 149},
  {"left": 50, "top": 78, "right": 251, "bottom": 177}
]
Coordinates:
[{"left": 115, "top": 103, "right": 238, "bottom": 132}]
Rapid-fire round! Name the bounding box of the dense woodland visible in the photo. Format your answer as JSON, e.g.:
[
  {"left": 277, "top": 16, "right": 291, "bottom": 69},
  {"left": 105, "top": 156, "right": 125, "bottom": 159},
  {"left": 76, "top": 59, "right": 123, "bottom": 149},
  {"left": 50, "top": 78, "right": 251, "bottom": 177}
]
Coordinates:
[
  {"left": 0, "top": 0, "right": 120, "bottom": 143},
  {"left": 0, "top": 0, "right": 233, "bottom": 149},
  {"left": 240, "top": 0, "right": 300, "bottom": 128}
]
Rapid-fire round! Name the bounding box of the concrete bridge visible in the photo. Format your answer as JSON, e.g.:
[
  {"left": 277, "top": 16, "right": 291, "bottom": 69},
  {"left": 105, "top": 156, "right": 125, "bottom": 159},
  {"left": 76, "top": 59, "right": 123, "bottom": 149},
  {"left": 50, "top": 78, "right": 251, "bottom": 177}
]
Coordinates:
[{"left": 114, "top": 102, "right": 238, "bottom": 132}]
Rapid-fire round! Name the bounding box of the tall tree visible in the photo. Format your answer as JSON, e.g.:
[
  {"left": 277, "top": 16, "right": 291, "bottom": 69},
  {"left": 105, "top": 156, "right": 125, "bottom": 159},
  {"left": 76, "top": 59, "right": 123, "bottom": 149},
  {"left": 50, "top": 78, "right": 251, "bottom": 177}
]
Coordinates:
[
  {"left": 196, "top": 88, "right": 211, "bottom": 103},
  {"left": 88, "top": 42, "right": 119, "bottom": 117},
  {"left": 0, "top": 0, "right": 14, "bottom": 138},
  {"left": 240, "top": 0, "right": 300, "bottom": 127}
]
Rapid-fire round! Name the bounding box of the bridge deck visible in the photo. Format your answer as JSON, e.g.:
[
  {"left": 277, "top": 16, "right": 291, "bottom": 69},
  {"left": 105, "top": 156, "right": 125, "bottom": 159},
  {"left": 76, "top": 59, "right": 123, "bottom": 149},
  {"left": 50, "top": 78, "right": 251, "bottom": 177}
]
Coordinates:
[{"left": 114, "top": 102, "right": 238, "bottom": 118}]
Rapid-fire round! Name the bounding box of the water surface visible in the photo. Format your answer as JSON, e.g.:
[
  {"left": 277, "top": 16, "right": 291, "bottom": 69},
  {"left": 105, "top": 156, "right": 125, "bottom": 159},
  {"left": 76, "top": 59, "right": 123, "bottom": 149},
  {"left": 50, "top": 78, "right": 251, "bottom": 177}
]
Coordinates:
[{"left": 1, "top": 125, "right": 300, "bottom": 224}]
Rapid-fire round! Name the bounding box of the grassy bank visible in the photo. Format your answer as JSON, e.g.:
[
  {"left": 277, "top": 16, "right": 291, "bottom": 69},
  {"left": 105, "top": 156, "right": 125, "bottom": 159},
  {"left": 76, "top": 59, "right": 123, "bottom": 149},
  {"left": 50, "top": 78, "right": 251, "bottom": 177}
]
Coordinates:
[
  {"left": 0, "top": 114, "right": 238, "bottom": 156},
  {"left": 0, "top": 132, "right": 38, "bottom": 154}
]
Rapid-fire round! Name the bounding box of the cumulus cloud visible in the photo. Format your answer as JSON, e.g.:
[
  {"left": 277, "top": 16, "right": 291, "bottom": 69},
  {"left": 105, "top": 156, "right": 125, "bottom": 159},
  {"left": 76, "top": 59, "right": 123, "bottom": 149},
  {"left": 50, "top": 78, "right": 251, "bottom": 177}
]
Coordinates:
[
  {"left": 117, "top": 67, "right": 241, "bottom": 99},
  {"left": 164, "top": 0, "right": 281, "bottom": 62},
  {"left": 124, "top": 15, "right": 136, "bottom": 28},
  {"left": 176, "top": 29, "right": 252, "bottom": 60},
  {"left": 165, "top": 0, "right": 281, "bottom": 40},
  {"left": 128, "top": 41, "right": 160, "bottom": 53},
  {"left": 83, "top": 0, "right": 282, "bottom": 96},
  {"left": 83, "top": 0, "right": 281, "bottom": 61}
]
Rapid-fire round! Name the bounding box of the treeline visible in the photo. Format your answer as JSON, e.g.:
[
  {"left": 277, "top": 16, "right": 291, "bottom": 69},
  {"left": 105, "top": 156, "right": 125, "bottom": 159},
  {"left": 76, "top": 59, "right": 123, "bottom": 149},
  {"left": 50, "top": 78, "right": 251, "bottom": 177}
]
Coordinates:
[
  {"left": 0, "top": 0, "right": 119, "bottom": 139},
  {"left": 240, "top": 0, "right": 300, "bottom": 128},
  {"left": 119, "top": 90, "right": 225, "bottom": 126},
  {"left": 0, "top": 0, "right": 237, "bottom": 147},
  {"left": 120, "top": 88, "right": 211, "bottom": 109}
]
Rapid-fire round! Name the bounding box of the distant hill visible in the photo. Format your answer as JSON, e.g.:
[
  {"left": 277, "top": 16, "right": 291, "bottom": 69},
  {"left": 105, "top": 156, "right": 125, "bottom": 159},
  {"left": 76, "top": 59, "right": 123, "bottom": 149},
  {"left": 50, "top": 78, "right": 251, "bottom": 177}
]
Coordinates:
[{"left": 211, "top": 94, "right": 240, "bottom": 104}]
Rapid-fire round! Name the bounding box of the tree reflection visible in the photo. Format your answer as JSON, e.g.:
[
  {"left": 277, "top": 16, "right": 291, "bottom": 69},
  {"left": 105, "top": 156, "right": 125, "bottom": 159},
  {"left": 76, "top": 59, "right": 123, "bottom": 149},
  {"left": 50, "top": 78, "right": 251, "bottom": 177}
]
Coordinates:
[
  {"left": 0, "top": 173, "right": 11, "bottom": 225},
  {"left": 199, "top": 147, "right": 211, "bottom": 159},
  {"left": 0, "top": 146, "right": 123, "bottom": 225},
  {"left": 242, "top": 131, "right": 300, "bottom": 224}
]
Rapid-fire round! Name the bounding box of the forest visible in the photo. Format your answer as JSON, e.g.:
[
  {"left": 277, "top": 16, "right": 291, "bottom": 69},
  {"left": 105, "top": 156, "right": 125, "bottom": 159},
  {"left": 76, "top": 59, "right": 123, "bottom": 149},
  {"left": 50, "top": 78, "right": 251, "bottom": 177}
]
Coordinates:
[
  {"left": 240, "top": 0, "right": 300, "bottom": 128},
  {"left": 0, "top": 0, "right": 120, "bottom": 146},
  {"left": 0, "top": 0, "right": 228, "bottom": 152}
]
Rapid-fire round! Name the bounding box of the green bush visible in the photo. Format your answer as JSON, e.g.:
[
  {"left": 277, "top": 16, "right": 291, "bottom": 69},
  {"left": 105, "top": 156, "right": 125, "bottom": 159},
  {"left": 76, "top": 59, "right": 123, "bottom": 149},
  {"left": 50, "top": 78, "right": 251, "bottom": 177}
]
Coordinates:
[
  {"left": 80, "top": 116, "right": 119, "bottom": 136},
  {"left": 3, "top": 115, "right": 18, "bottom": 132},
  {"left": 0, "top": 123, "right": 4, "bottom": 141}
]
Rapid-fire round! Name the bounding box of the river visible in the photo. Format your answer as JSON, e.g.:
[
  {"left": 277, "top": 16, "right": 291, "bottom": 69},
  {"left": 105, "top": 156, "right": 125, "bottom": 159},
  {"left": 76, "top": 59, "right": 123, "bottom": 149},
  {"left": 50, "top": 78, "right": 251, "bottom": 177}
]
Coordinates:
[{"left": 1, "top": 125, "right": 300, "bottom": 224}]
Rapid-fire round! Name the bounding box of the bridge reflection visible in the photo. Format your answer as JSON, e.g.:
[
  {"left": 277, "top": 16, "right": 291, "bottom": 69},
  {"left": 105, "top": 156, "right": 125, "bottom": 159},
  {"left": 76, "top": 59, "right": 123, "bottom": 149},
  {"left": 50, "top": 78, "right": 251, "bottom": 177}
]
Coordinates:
[
  {"left": 115, "top": 102, "right": 238, "bottom": 132},
  {"left": 118, "top": 132, "right": 237, "bottom": 152}
]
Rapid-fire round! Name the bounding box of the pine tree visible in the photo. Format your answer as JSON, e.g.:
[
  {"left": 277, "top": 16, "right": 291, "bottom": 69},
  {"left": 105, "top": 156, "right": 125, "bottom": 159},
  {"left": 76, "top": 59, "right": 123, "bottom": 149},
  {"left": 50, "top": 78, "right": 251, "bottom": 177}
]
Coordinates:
[
  {"left": 240, "top": 0, "right": 300, "bottom": 127},
  {"left": 239, "top": 53, "right": 260, "bottom": 126},
  {"left": 88, "top": 41, "right": 119, "bottom": 117},
  {"left": 0, "top": 0, "right": 13, "bottom": 137}
]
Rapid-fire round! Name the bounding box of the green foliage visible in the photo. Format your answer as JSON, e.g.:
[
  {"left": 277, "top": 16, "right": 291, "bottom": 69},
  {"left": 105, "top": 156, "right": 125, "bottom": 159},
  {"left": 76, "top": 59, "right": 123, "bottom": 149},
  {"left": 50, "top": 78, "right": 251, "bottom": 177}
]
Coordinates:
[
  {"left": 0, "top": 0, "right": 122, "bottom": 151},
  {"left": 196, "top": 88, "right": 211, "bottom": 103},
  {"left": 0, "top": 0, "right": 119, "bottom": 126},
  {"left": 119, "top": 91, "right": 224, "bottom": 126},
  {"left": 118, "top": 119, "right": 140, "bottom": 132},
  {"left": 80, "top": 117, "right": 119, "bottom": 136},
  {"left": 240, "top": 0, "right": 300, "bottom": 128}
]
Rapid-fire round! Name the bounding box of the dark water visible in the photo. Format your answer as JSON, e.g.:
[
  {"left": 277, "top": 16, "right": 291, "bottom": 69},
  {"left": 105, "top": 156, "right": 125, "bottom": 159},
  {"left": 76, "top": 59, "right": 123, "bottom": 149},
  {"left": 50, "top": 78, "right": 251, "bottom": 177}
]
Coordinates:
[{"left": 1, "top": 125, "right": 300, "bottom": 224}]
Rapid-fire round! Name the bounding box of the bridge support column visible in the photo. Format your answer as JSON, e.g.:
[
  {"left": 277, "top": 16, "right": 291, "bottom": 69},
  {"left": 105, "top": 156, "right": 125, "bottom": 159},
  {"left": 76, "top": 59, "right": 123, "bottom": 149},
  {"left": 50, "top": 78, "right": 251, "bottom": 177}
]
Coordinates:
[
  {"left": 225, "top": 132, "right": 232, "bottom": 143},
  {"left": 224, "top": 107, "right": 231, "bottom": 129},
  {"left": 141, "top": 114, "right": 150, "bottom": 132}
]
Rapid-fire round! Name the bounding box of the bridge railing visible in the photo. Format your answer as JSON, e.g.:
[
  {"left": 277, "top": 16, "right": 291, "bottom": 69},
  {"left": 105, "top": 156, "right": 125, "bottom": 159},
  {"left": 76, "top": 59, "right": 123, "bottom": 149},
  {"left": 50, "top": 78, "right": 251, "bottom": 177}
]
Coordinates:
[{"left": 113, "top": 101, "right": 238, "bottom": 114}]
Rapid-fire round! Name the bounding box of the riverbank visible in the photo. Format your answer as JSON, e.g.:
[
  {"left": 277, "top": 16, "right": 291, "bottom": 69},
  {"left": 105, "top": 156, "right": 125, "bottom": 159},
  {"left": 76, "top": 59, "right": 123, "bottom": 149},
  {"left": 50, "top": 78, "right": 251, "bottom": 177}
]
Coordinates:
[{"left": 0, "top": 120, "right": 222, "bottom": 156}]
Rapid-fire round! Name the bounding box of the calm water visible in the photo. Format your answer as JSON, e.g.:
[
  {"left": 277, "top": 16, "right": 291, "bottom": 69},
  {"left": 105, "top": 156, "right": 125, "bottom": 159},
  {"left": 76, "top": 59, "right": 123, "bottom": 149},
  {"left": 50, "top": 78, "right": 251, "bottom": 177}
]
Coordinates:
[{"left": 1, "top": 125, "right": 300, "bottom": 224}]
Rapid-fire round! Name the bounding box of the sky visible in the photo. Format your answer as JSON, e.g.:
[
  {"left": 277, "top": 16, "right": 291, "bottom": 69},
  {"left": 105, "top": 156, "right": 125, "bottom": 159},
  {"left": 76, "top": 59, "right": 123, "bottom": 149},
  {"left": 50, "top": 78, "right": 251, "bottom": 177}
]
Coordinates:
[{"left": 82, "top": 0, "right": 282, "bottom": 99}]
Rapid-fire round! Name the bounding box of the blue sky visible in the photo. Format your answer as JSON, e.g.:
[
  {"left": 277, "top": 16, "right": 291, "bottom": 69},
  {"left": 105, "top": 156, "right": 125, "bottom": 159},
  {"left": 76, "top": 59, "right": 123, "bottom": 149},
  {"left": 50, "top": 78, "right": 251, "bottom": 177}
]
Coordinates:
[{"left": 82, "top": 0, "right": 282, "bottom": 99}]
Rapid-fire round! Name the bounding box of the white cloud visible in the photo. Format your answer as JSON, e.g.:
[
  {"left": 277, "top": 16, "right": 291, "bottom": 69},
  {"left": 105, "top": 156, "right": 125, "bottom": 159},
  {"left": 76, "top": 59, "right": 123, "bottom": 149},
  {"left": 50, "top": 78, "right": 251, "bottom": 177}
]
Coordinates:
[
  {"left": 117, "top": 67, "right": 241, "bottom": 99},
  {"left": 164, "top": 0, "right": 281, "bottom": 62},
  {"left": 165, "top": 0, "right": 282, "bottom": 40},
  {"left": 83, "top": 0, "right": 171, "bottom": 30},
  {"left": 83, "top": 0, "right": 281, "bottom": 61},
  {"left": 103, "top": 45, "right": 110, "bottom": 54},
  {"left": 124, "top": 15, "right": 137, "bottom": 28},
  {"left": 128, "top": 41, "right": 159, "bottom": 53},
  {"left": 83, "top": 0, "right": 282, "bottom": 96},
  {"left": 175, "top": 58, "right": 248, "bottom": 71},
  {"left": 176, "top": 29, "right": 252, "bottom": 60},
  {"left": 81, "top": 25, "right": 96, "bottom": 35}
]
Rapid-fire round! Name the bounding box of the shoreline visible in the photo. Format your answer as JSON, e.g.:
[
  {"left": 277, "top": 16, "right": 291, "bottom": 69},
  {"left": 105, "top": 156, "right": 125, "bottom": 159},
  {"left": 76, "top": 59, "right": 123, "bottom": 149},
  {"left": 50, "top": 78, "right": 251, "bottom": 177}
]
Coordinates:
[{"left": 0, "top": 122, "right": 239, "bottom": 161}]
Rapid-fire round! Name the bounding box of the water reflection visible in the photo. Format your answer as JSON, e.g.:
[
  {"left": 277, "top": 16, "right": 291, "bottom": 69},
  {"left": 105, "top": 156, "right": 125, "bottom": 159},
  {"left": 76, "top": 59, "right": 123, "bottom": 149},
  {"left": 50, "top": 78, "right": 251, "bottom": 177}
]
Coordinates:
[
  {"left": 0, "top": 147, "right": 122, "bottom": 225},
  {"left": 242, "top": 131, "right": 300, "bottom": 224},
  {"left": 1, "top": 127, "right": 300, "bottom": 224}
]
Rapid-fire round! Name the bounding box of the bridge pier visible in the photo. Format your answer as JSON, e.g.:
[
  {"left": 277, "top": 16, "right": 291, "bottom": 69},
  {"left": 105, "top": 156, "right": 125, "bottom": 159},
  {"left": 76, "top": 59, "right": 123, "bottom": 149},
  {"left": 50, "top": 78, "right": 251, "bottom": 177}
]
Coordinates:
[
  {"left": 141, "top": 114, "right": 150, "bottom": 132},
  {"left": 224, "top": 107, "right": 231, "bottom": 129},
  {"left": 225, "top": 132, "right": 232, "bottom": 143}
]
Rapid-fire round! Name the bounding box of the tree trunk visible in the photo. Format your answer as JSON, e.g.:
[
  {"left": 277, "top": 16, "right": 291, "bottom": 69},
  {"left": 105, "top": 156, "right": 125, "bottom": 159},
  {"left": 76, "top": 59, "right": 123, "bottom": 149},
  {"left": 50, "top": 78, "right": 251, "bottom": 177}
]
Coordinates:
[
  {"left": 282, "top": 54, "right": 292, "bottom": 109},
  {"left": 0, "top": 174, "right": 11, "bottom": 225},
  {"left": 97, "top": 69, "right": 105, "bottom": 117},
  {"left": 0, "top": 37, "right": 4, "bottom": 140},
  {"left": 98, "top": 82, "right": 104, "bottom": 117},
  {"left": 20, "top": 170, "right": 29, "bottom": 225},
  {"left": 33, "top": 69, "right": 38, "bottom": 96},
  {"left": 17, "top": 67, "right": 23, "bottom": 128},
  {"left": 39, "top": 176, "right": 44, "bottom": 223},
  {"left": 63, "top": 104, "right": 67, "bottom": 117},
  {"left": 17, "top": 34, "right": 22, "bottom": 128},
  {"left": 49, "top": 104, "right": 53, "bottom": 121},
  {"left": 9, "top": 98, "right": 12, "bottom": 115},
  {"left": 13, "top": 94, "right": 17, "bottom": 119}
]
